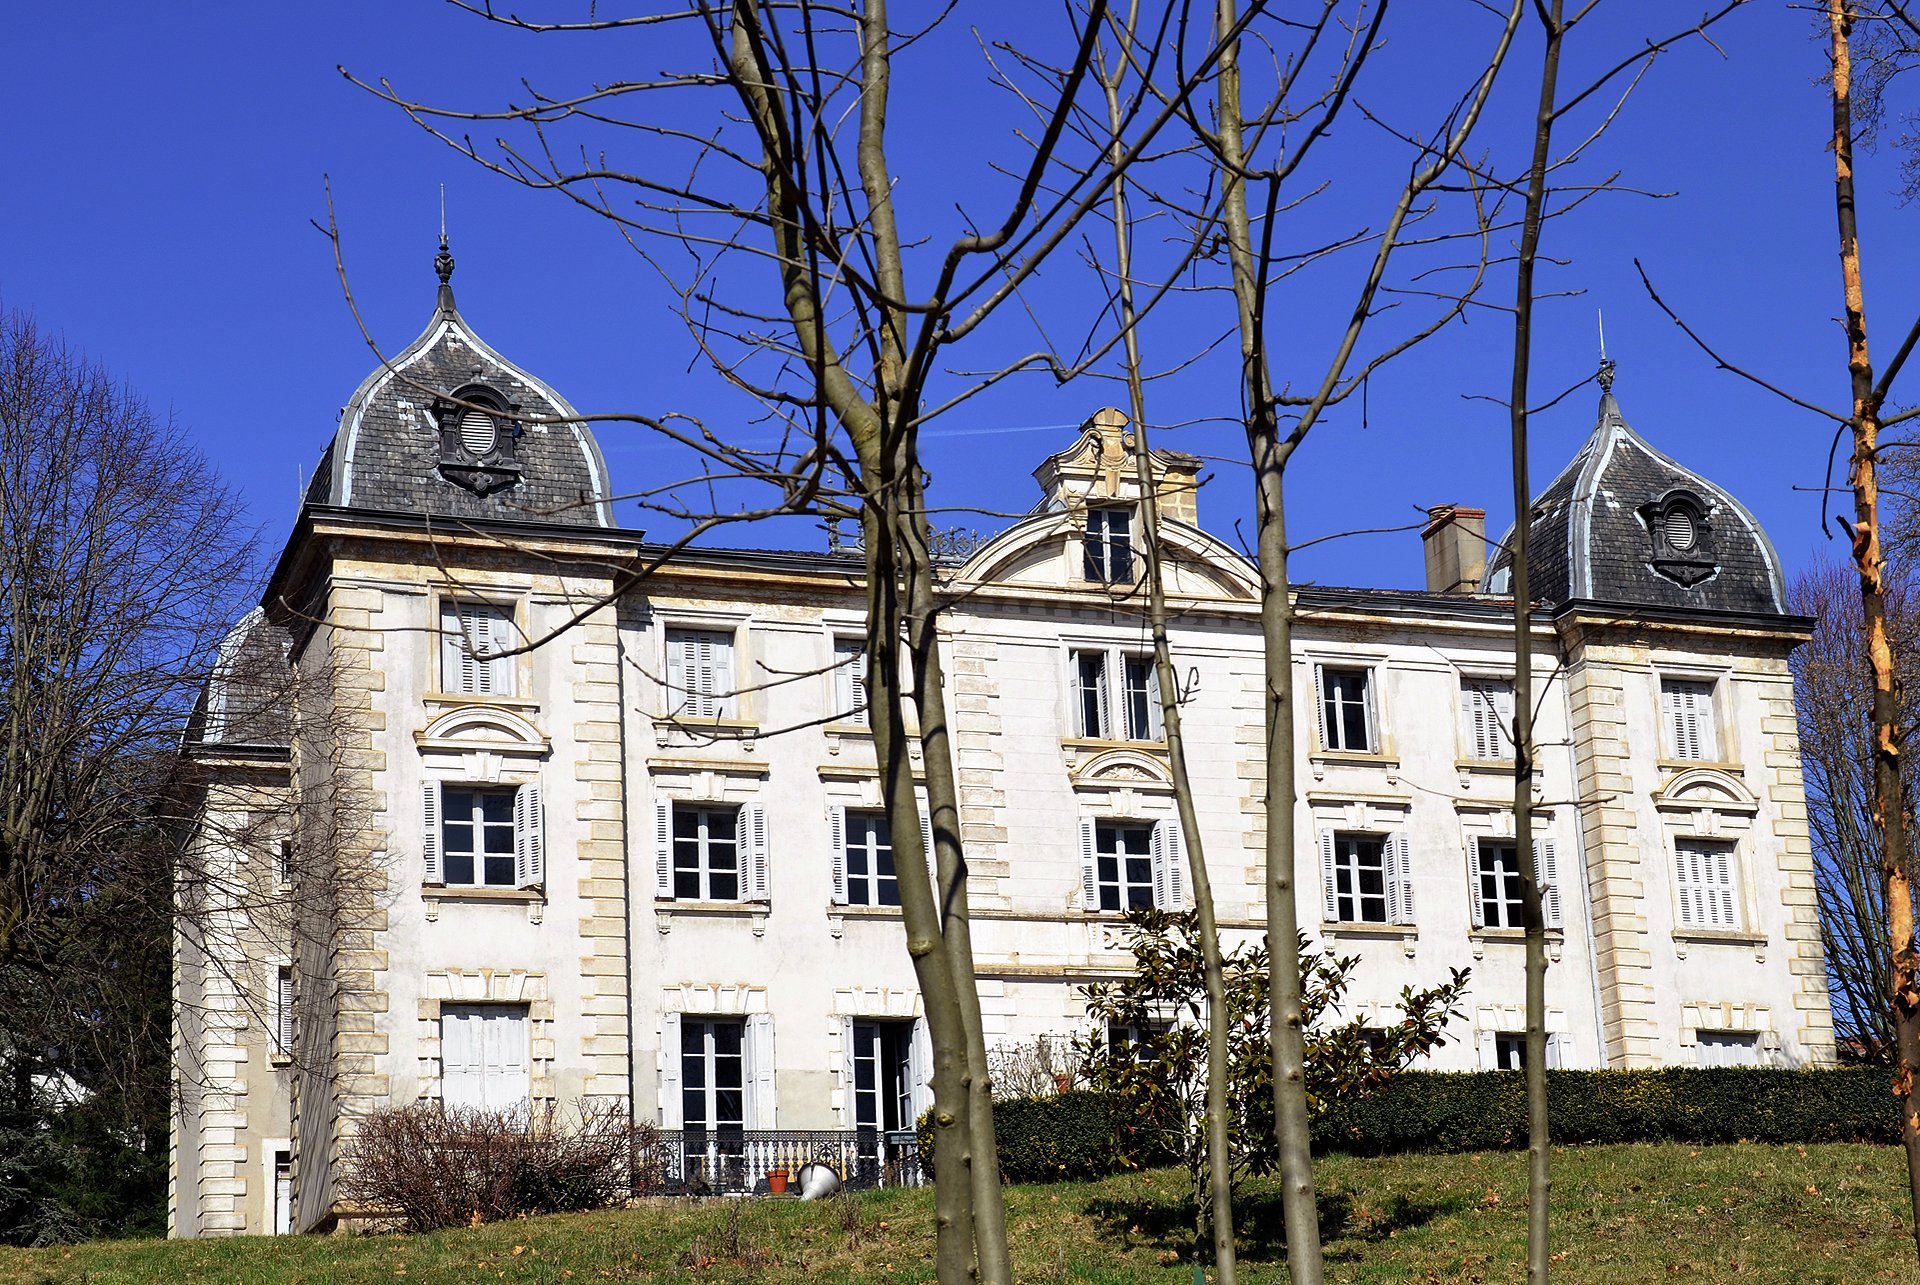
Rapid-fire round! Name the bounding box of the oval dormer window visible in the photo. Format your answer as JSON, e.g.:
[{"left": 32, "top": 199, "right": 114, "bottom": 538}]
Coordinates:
[
  {"left": 459, "top": 407, "right": 497, "bottom": 457},
  {"left": 1665, "top": 508, "right": 1696, "bottom": 553}
]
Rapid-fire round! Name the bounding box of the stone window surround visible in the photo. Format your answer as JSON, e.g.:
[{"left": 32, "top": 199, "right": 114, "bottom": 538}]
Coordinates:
[
  {"left": 1301, "top": 647, "right": 1397, "bottom": 773},
  {"left": 830, "top": 986, "right": 924, "bottom": 1128},
  {"left": 649, "top": 757, "right": 771, "bottom": 935},
  {"left": 417, "top": 709, "right": 551, "bottom": 923},
  {"left": 1677, "top": 999, "right": 1781, "bottom": 1060},
  {"left": 424, "top": 580, "right": 532, "bottom": 703},
  {"left": 652, "top": 608, "right": 759, "bottom": 736},
  {"left": 1305, "top": 792, "right": 1416, "bottom": 956},
  {"left": 1056, "top": 634, "right": 1162, "bottom": 747},
  {"left": 1453, "top": 802, "right": 1567, "bottom": 962},
  {"left": 1649, "top": 660, "right": 1739, "bottom": 770},
  {"left": 1652, "top": 766, "right": 1766, "bottom": 960},
  {"left": 416, "top": 968, "right": 556, "bottom": 1107}
]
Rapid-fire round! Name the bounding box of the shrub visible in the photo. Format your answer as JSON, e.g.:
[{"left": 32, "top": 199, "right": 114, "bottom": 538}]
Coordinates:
[
  {"left": 340, "top": 1101, "right": 654, "bottom": 1231},
  {"left": 1311, "top": 1067, "right": 1900, "bottom": 1155}
]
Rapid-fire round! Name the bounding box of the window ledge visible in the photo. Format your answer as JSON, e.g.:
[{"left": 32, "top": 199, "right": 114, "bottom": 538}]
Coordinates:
[
  {"left": 832, "top": 904, "right": 903, "bottom": 919},
  {"left": 1470, "top": 927, "right": 1565, "bottom": 942},
  {"left": 423, "top": 886, "right": 542, "bottom": 903},
  {"left": 1311, "top": 750, "right": 1399, "bottom": 769},
  {"left": 425, "top": 693, "right": 539, "bottom": 710},
  {"left": 1321, "top": 921, "right": 1416, "bottom": 939},
  {"left": 1657, "top": 758, "right": 1744, "bottom": 774},
  {"left": 654, "top": 900, "right": 771, "bottom": 938},
  {"left": 1062, "top": 736, "right": 1167, "bottom": 753},
  {"left": 824, "top": 721, "right": 873, "bottom": 736},
  {"left": 269, "top": 1052, "right": 293, "bottom": 1068},
  {"left": 1672, "top": 928, "right": 1765, "bottom": 946},
  {"left": 653, "top": 715, "right": 760, "bottom": 739}
]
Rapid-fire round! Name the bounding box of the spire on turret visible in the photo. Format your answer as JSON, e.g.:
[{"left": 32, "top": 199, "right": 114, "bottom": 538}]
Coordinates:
[{"left": 435, "top": 233, "right": 457, "bottom": 314}]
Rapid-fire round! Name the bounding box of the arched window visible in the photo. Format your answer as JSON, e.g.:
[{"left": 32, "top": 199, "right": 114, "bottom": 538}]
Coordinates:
[{"left": 1641, "top": 490, "right": 1716, "bottom": 587}]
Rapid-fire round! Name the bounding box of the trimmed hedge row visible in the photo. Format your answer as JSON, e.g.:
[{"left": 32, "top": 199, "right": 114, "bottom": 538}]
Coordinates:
[
  {"left": 1314, "top": 1067, "right": 1900, "bottom": 1155},
  {"left": 924, "top": 1070, "right": 1901, "bottom": 1184}
]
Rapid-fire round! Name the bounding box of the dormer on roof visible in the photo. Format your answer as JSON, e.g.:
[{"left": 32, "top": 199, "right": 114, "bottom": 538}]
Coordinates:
[
  {"left": 1031, "top": 407, "right": 1202, "bottom": 526},
  {"left": 1483, "top": 366, "right": 1787, "bottom": 615},
  {"left": 304, "top": 237, "right": 615, "bottom": 528}
]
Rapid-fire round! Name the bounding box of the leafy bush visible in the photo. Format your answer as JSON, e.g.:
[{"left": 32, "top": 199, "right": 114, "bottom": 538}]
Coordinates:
[
  {"left": 340, "top": 1101, "right": 653, "bottom": 1231},
  {"left": 1311, "top": 1067, "right": 1900, "bottom": 1155}
]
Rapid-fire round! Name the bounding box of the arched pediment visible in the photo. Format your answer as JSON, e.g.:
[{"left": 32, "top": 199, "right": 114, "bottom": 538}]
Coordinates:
[
  {"left": 1069, "top": 748, "right": 1175, "bottom": 792},
  {"left": 952, "top": 511, "right": 1257, "bottom": 600},
  {"left": 1652, "top": 766, "right": 1759, "bottom": 814},
  {"left": 417, "top": 705, "right": 550, "bottom": 757}
]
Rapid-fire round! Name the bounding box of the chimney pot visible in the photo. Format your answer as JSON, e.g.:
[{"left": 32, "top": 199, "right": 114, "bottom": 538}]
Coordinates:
[{"left": 1423, "top": 504, "right": 1487, "bottom": 594}]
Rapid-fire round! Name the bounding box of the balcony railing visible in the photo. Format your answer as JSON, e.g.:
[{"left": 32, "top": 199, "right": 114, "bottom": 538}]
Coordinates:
[{"left": 635, "top": 1128, "right": 925, "bottom": 1197}]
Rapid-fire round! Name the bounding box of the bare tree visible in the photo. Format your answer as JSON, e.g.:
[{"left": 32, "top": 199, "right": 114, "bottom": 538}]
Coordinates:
[{"left": 0, "top": 306, "right": 258, "bottom": 1241}]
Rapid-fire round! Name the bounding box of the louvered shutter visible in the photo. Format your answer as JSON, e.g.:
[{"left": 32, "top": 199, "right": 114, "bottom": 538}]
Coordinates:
[
  {"left": 1145, "top": 659, "right": 1166, "bottom": 741},
  {"left": 1361, "top": 670, "right": 1380, "bottom": 752},
  {"left": 439, "top": 603, "right": 466, "bottom": 694},
  {"left": 421, "top": 782, "right": 443, "bottom": 885},
  {"left": 1466, "top": 839, "right": 1486, "bottom": 929},
  {"left": 1465, "top": 681, "right": 1509, "bottom": 760},
  {"left": 1387, "top": 833, "right": 1414, "bottom": 925},
  {"left": 514, "top": 785, "right": 544, "bottom": 889},
  {"left": 1153, "top": 817, "right": 1187, "bottom": 910},
  {"left": 654, "top": 800, "right": 674, "bottom": 899},
  {"left": 1676, "top": 840, "right": 1704, "bottom": 927},
  {"left": 840, "top": 1018, "right": 860, "bottom": 1126},
  {"left": 667, "top": 633, "right": 688, "bottom": 713},
  {"left": 659, "top": 1014, "right": 683, "bottom": 1128},
  {"left": 1079, "top": 817, "right": 1099, "bottom": 911},
  {"left": 693, "top": 633, "right": 715, "bottom": 716},
  {"left": 1539, "top": 838, "right": 1562, "bottom": 928},
  {"left": 1709, "top": 844, "right": 1736, "bottom": 928},
  {"left": 909, "top": 1017, "right": 934, "bottom": 1119},
  {"left": 467, "top": 603, "right": 494, "bottom": 695},
  {"left": 1319, "top": 829, "right": 1340, "bottom": 922},
  {"left": 1312, "top": 665, "right": 1329, "bottom": 749},
  {"left": 744, "top": 804, "right": 770, "bottom": 902},
  {"left": 745, "top": 1014, "right": 776, "bottom": 1129},
  {"left": 829, "top": 807, "right": 848, "bottom": 905},
  {"left": 275, "top": 966, "right": 295, "bottom": 1055},
  {"left": 920, "top": 806, "right": 937, "bottom": 886}
]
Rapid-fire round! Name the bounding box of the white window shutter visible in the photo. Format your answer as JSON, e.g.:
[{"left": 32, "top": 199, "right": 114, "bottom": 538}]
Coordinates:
[
  {"left": 1466, "top": 840, "right": 1486, "bottom": 929},
  {"left": 744, "top": 803, "right": 770, "bottom": 902},
  {"left": 514, "top": 785, "right": 544, "bottom": 889},
  {"left": 1677, "top": 841, "right": 1704, "bottom": 928},
  {"left": 654, "top": 800, "right": 674, "bottom": 899},
  {"left": 1386, "top": 832, "right": 1413, "bottom": 925},
  {"left": 829, "top": 806, "right": 848, "bottom": 905},
  {"left": 667, "top": 633, "right": 688, "bottom": 712},
  {"left": 1098, "top": 650, "right": 1118, "bottom": 742},
  {"left": 920, "top": 806, "right": 937, "bottom": 886},
  {"left": 468, "top": 603, "right": 494, "bottom": 695},
  {"left": 909, "top": 1017, "right": 934, "bottom": 1120},
  {"left": 840, "top": 1018, "right": 859, "bottom": 1127},
  {"left": 1540, "top": 838, "right": 1562, "bottom": 929},
  {"left": 1546, "top": 1033, "right": 1570, "bottom": 1070},
  {"left": 1079, "top": 817, "right": 1099, "bottom": 910},
  {"left": 1152, "top": 817, "right": 1186, "bottom": 910},
  {"left": 745, "top": 1014, "right": 776, "bottom": 1129},
  {"left": 441, "top": 1008, "right": 481, "bottom": 1110},
  {"left": 421, "top": 782, "right": 443, "bottom": 885},
  {"left": 1312, "top": 665, "right": 1329, "bottom": 749},
  {"left": 1319, "top": 829, "right": 1339, "bottom": 922},
  {"left": 1477, "top": 1030, "right": 1497, "bottom": 1071},
  {"left": 275, "top": 966, "right": 295, "bottom": 1055},
  {"left": 439, "top": 603, "right": 465, "bottom": 694},
  {"left": 659, "top": 1014, "right": 683, "bottom": 1128},
  {"left": 1362, "top": 670, "right": 1380, "bottom": 752},
  {"left": 1711, "top": 844, "right": 1736, "bottom": 928}
]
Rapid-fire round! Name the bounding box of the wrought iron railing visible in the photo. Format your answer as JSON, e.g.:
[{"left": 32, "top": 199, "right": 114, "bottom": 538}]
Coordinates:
[{"left": 635, "top": 1128, "right": 925, "bottom": 1196}]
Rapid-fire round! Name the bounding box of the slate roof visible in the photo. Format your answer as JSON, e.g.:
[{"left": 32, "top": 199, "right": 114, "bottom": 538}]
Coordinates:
[
  {"left": 189, "top": 608, "right": 292, "bottom": 749},
  {"left": 1484, "top": 383, "right": 1788, "bottom": 615},
  {"left": 304, "top": 245, "right": 615, "bottom": 528}
]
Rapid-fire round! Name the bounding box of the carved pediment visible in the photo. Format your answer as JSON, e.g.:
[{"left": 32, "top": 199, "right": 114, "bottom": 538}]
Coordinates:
[
  {"left": 417, "top": 705, "right": 550, "bottom": 756},
  {"left": 1652, "top": 766, "right": 1758, "bottom": 814},
  {"left": 1070, "top": 748, "right": 1174, "bottom": 792}
]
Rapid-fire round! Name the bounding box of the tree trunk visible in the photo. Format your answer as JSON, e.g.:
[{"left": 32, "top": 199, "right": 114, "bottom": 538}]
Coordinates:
[
  {"left": 1508, "top": 7, "right": 1565, "bottom": 1281},
  {"left": 1214, "top": 2, "right": 1320, "bottom": 1277},
  {"left": 1826, "top": 0, "right": 1920, "bottom": 1258}
]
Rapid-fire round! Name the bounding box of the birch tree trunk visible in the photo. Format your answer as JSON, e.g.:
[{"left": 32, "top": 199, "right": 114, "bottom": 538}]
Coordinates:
[{"left": 1825, "top": 0, "right": 1920, "bottom": 1257}]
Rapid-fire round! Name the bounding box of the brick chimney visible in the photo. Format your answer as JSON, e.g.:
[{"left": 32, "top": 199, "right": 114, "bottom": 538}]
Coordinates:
[{"left": 1422, "top": 505, "right": 1487, "bottom": 594}]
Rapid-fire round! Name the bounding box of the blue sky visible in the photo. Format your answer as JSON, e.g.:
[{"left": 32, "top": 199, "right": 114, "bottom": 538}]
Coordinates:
[{"left": 0, "top": 4, "right": 1901, "bottom": 595}]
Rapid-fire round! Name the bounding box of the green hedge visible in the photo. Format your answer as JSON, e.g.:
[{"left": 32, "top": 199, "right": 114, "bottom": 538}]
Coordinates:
[
  {"left": 1313, "top": 1067, "right": 1900, "bottom": 1155},
  {"left": 923, "top": 1070, "right": 1901, "bottom": 1185}
]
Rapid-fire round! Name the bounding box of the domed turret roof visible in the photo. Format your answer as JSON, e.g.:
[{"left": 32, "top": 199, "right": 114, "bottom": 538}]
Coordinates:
[
  {"left": 305, "top": 239, "right": 615, "bottom": 527},
  {"left": 1484, "top": 372, "right": 1787, "bottom": 615}
]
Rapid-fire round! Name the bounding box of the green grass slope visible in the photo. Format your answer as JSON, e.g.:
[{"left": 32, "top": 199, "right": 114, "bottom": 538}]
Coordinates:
[{"left": 2, "top": 1144, "right": 1913, "bottom": 1284}]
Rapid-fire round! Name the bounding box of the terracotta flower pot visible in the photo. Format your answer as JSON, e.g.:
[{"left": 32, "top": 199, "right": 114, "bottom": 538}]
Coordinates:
[{"left": 766, "top": 1168, "right": 790, "bottom": 1194}]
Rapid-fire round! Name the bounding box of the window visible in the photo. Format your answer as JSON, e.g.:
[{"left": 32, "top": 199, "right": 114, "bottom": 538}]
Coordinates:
[
  {"left": 270, "top": 964, "right": 294, "bottom": 1060},
  {"left": 439, "top": 1004, "right": 530, "bottom": 1112},
  {"left": 1660, "top": 677, "right": 1719, "bottom": 761},
  {"left": 1696, "top": 1031, "right": 1760, "bottom": 1067},
  {"left": 1107, "top": 1020, "right": 1171, "bottom": 1062},
  {"left": 1070, "top": 648, "right": 1161, "bottom": 741},
  {"left": 1460, "top": 678, "right": 1513, "bottom": 761},
  {"left": 654, "top": 801, "right": 769, "bottom": 902},
  {"left": 275, "top": 839, "right": 294, "bottom": 888},
  {"left": 421, "top": 782, "right": 544, "bottom": 889},
  {"left": 1675, "top": 837, "right": 1739, "bottom": 930},
  {"left": 1080, "top": 818, "right": 1186, "bottom": 912},
  {"left": 1317, "top": 666, "right": 1377, "bottom": 753},
  {"left": 666, "top": 628, "right": 737, "bottom": 719},
  {"left": 1318, "top": 830, "right": 1413, "bottom": 925},
  {"left": 834, "top": 809, "right": 898, "bottom": 907},
  {"left": 849, "top": 1020, "right": 918, "bottom": 1133},
  {"left": 271, "top": 1149, "right": 293, "bottom": 1235},
  {"left": 1083, "top": 507, "right": 1134, "bottom": 584},
  {"left": 833, "top": 636, "right": 868, "bottom": 725},
  {"left": 1493, "top": 1032, "right": 1527, "bottom": 1071},
  {"left": 681, "top": 1017, "right": 746, "bottom": 1135},
  {"left": 662, "top": 1013, "right": 774, "bottom": 1147},
  {"left": 440, "top": 600, "right": 516, "bottom": 696},
  {"left": 1468, "top": 838, "right": 1562, "bottom": 930}
]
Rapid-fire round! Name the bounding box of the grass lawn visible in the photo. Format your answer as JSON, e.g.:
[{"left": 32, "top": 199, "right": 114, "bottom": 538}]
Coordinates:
[{"left": 2, "top": 1144, "right": 1915, "bottom": 1284}]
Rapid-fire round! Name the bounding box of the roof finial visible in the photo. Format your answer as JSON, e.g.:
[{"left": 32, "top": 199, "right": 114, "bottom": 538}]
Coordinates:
[
  {"left": 1597, "top": 308, "right": 1616, "bottom": 394},
  {"left": 434, "top": 187, "right": 457, "bottom": 312}
]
